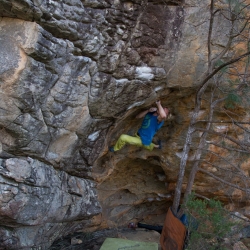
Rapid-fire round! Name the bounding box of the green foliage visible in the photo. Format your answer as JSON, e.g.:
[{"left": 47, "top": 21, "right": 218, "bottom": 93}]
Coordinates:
[
  {"left": 183, "top": 193, "right": 237, "bottom": 250},
  {"left": 225, "top": 0, "right": 246, "bottom": 14},
  {"left": 214, "top": 59, "right": 228, "bottom": 73},
  {"left": 214, "top": 59, "right": 224, "bottom": 68},
  {"left": 224, "top": 91, "right": 242, "bottom": 109},
  {"left": 221, "top": 75, "right": 250, "bottom": 109},
  {"left": 221, "top": 140, "right": 226, "bottom": 147},
  {"left": 233, "top": 1, "right": 241, "bottom": 15}
]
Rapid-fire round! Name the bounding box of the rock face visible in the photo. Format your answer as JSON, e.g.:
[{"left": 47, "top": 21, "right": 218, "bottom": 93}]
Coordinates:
[
  {"left": 0, "top": 0, "right": 249, "bottom": 249},
  {"left": 0, "top": 157, "right": 100, "bottom": 249}
]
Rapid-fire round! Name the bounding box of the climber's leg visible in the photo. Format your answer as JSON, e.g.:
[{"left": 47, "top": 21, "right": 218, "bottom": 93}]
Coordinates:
[
  {"left": 113, "top": 134, "right": 143, "bottom": 151},
  {"left": 142, "top": 142, "right": 156, "bottom": 151},
  {"left": 134, "top": 133, "right": 156, "bottom": 151},
  {"left": 111, "top": 134, "right": 160, "bottom": 152}
]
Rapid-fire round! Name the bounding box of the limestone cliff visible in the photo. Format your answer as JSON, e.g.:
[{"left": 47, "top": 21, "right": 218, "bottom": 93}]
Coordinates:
[{"left": 0, "top": 0, "right": 249, "bottom": 249}]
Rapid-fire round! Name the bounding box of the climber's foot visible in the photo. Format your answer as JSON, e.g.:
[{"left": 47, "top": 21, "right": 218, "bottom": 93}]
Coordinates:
[
  {"left": 109, "top": 146, "right": 115, "bottom": 152},
  {"left": 157, "top": 140, "right": 162, "bottom": 149}
]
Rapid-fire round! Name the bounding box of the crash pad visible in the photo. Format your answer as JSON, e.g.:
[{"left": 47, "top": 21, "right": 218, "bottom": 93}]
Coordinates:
[
  {"left": 160, "top": 207, "right": 186, "bottom": 250},
  {"left": 100, "top": 237, "right": 158, "bottom": 250}
]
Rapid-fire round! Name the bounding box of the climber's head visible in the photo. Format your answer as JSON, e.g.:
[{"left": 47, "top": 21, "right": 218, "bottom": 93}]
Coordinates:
[{"left": 164, "top": 107, "right": 169, "bottom": 115}]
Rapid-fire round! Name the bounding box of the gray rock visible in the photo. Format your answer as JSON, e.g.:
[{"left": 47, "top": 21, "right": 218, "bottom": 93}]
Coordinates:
[
  {"left": 0, "top": 0, "right": 249, "bottom": 249},
  {"left": 0, "top": 157, "right": 101, "bottom": 248}
]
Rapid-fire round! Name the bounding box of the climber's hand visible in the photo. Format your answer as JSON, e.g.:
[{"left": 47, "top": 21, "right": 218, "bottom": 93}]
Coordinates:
[
  {"left": 156, "top": 100, "right": 161, "bottom": 105},
  {"left": 149, "top": 107, "right": 157, "bottom": 112}
]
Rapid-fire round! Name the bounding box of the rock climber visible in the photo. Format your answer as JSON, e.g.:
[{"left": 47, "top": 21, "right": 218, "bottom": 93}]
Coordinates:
[{"left": 109, "top": 100, "right": 170, "bottom": 152}]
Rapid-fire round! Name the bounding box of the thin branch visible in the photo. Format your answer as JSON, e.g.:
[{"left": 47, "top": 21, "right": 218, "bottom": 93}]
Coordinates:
[
  {"left": 232, "top": 18, "right": 250, "bottom": 39},
  {"left": 201, "top": 159, "right": 249, "bottom": 182},
  {"left": 184, "top": 77, "right": 220, "bottom": 198},
  {"left": 205, "top": 141, "right": 250, "bottom": 153},
  {"left": 194, "top": 193, "right": 250, "bottom": 222},
  {"left": 195, "top": 127, "right": 250, "bottom": 150},
  {"left": 208, "top": 0, "right": 215, "bottom": 68},
  {"left": 235, "top": 122, "right": 250, "bottom": 133},
  {"left": 194, "top": 192, "right": 210, "bottom": 200},
  {"left": 221, "top": 107, "right": 245, "bottom": 118},
  {"left": 196, "top": 120, "right": 250, "bottom": 124},
  {"left": 200, "top": 50, "right": 250, "bottom": 90},
  {"left": 172, "top": 2, "right": 250, "bottom": 214},
  {"left": 198, "top": 146, "right": 248, "bottom": 174},
  {"left": 198, "top": 167, "right": 250, "bottom": 193},
  {"left": 211, "top": 10, "right": 235, "bottom": 63},
  {"left": 243, "top": 26, "right": 250, "bottom": 82}
]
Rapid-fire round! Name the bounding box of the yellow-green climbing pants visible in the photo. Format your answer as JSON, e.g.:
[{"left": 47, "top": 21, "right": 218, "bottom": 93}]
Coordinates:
[{"left": 113, "top": 133, "right": 155, "bottom": 151}]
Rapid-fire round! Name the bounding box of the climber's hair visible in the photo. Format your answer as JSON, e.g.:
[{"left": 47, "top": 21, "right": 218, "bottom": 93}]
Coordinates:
[{"left": 164, "top": 107, "right": 170, "bottom": 114}]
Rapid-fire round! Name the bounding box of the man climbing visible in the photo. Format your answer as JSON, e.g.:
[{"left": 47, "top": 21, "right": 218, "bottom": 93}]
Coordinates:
[{"left": 109, "top": 100, "right": 169, "bottom": 152}]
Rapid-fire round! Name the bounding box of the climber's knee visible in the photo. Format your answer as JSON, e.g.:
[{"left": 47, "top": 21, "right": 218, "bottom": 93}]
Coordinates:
[{"left": 119, "top": 134, "right": 128, "bottom": 142}]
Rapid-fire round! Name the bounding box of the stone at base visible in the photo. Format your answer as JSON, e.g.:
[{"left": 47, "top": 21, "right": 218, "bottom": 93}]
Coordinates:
[{"left": 233, "top": 241, "right": 248, "bottom": 250}]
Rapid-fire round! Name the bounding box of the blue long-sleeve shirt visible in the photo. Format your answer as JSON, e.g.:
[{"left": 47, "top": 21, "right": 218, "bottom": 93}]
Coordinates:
[{"left": 138, "top": 112, "right": 164, "bottom": 146}]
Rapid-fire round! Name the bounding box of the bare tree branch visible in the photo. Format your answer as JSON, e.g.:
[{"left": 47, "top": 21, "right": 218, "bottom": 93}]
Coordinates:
[
  {"left": 194, "top": 192, "right": 250, "bottom": 222},
  {"left": 184, "top": 83, "right": 220, "bottom": 199},
  {"left": 194, "top": 146, "right": 249, "bottom": 176},
  {"left": 199, "top": 50, "right": 250, "bottom": 91},
  {"left": 208, "top": 0, "right": 215, "bottom": 68},
  {"left": 195, "top": 127, "right": 250, "bottom": 150},
  {"left": 198, "top": 167, "right": 250, "bottom": 193},
  {"left": 200, "top": 159, "right": 250, "bottom": 183},
  {"left": 205, "top": 141, "right": 250, "bottom": 153},
  {"left": 235, "top": 122, "right": 250, "bottom": 133},
  {"left": 196, "top": 120, "right": 250, "bottom": 124},
  {"left": 172, "top": 0, "right": 250, "bottom": 215}
]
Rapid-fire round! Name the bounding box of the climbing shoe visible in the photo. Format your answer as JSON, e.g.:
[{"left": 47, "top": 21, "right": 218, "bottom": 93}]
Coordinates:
[
  {"left": 157, "top": 140, "right": 162, "bottom": 149},
  {"left": 109, "top": 146, "right": 115, "bottom": 152}
]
